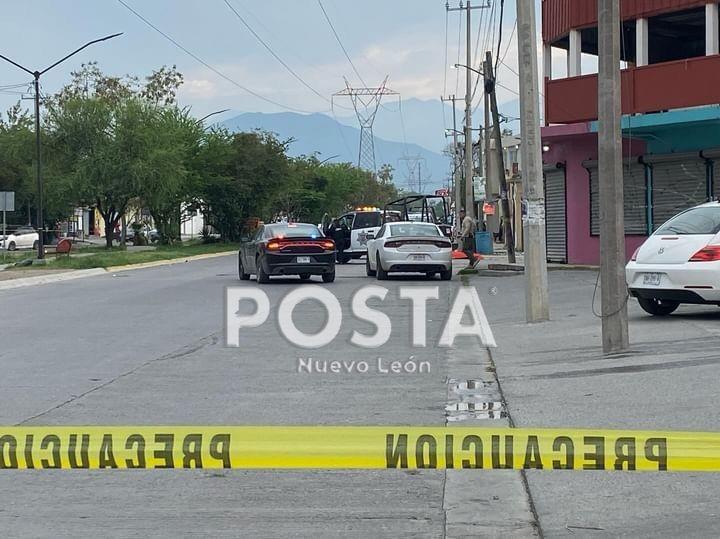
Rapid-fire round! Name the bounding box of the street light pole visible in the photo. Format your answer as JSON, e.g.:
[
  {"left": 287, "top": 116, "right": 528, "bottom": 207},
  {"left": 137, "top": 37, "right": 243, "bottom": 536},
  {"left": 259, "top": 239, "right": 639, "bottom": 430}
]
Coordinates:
[{"left": 0, "top": 32, "right": 122, "bottom": 260}]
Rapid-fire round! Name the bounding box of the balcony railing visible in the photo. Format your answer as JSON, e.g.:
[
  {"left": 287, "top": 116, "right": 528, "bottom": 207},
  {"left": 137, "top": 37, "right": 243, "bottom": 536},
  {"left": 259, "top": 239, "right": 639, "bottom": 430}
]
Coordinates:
[{"left": 545, "top": 55, "right": 720, "bottom": 124}]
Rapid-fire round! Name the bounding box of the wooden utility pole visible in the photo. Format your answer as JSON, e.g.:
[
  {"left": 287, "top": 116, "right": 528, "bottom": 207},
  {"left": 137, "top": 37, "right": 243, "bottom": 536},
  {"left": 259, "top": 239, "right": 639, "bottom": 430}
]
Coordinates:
[
  {"left": 516, "top": 0, "right": 550, "bottom": 322},
  {"left": 484, "top": 51, "right": 515, "bottom": 263},
  {"left": 598, "top": 0, "right": 629, "bottom": 352}
]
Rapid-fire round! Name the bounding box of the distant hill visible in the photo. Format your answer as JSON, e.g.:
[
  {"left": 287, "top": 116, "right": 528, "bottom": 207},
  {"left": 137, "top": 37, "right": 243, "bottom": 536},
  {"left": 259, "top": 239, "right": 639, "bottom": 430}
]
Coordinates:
[{"left": 219, "top": 111, "right": 450, "bottom": 193}]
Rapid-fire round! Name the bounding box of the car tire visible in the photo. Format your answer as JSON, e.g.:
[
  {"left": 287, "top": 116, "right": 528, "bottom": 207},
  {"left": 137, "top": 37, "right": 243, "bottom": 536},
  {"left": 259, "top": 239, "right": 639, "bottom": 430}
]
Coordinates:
[
  {"left": 366, "top": 256, "right": 376, "bottom": 277},
  {"left": 322, "top": 271, "right": 335, "bottom": 283},
  {"left": 238, "top": 256, "right": 250, "bottom": 280},
  {"left": 376, "top": 254, "right": 388, "bottom": 280},
  {"left": 637, "top": 297, "right": 679, "bottom": 316},
  {"left": 256, "top": 257, "right": 270, "bottom": 284},
  {"left": 299, "top": 273, "right": 311, "bottom": 280},
  {"left": 440, "top": 268, "right": 452, "bottom": 281},
  {"left": 7, "top": 241, "right": 16, "bottom": 251},
  {"left": 32, "top": 240, "right": 39, "bottom": 251}
]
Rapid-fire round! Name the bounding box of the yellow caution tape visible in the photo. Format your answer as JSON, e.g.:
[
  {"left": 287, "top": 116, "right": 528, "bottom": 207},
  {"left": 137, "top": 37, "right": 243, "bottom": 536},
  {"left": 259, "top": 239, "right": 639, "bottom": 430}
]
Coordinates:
[{"left": 1, "top": 426, "right": 719, "bottom": 471}]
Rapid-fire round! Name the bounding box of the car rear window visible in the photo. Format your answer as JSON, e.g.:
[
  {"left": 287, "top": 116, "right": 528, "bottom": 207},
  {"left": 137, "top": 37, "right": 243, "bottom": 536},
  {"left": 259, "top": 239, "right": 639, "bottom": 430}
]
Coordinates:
[
  {"left": 655, "top": 206, "right": 720, "bottom": 235},
  {"left": 267, "top": 223, "right": 322, "bottom": 238},
  {"left": 389, "top": 223, "right": 441, "bottom": 237},
  {"left": 353, "top": 212, "right": 381, "bottom": 229}
]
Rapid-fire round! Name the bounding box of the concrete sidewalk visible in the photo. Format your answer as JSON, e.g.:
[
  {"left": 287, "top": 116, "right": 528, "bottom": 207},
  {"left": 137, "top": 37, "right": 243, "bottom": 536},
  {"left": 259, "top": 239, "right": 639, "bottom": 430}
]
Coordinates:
[{"left": 465, "top": 268, "right": 720, "bottom": 537}]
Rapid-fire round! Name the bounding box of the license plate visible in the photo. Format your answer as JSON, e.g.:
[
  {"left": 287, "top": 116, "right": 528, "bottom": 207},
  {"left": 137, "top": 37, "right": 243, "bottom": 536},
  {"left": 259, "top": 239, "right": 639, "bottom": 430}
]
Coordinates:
[
  {"left": 643, "top": 273, "right": 661, "bottom": 286},
  {"left": 411, "top": 254, "right": 427, "bottom": 261},
  {"left": 296, "top": 256, "right": 310, "bottom": 263}
]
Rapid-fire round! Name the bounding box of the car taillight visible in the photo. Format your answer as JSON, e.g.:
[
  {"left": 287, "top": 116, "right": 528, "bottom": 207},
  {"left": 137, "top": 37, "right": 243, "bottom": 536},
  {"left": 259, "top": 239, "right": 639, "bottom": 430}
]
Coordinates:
[
  {"left": 385, "top": 241, "right": 401, "bottom": 248},
  {"left": 689, "top": 245, "right": 720, "bottom": 262},
  {"left": 266, "top": 241, "right": 281, "bottom": 250},
  {"left": 630, "top": 247, "right": 640, "bottom": 261},
  {"left": 435, "top": 241, "right": 452, "bottom": 249},
  {"left": 320, "top": 240, "right": 335, "bottom": 250}
]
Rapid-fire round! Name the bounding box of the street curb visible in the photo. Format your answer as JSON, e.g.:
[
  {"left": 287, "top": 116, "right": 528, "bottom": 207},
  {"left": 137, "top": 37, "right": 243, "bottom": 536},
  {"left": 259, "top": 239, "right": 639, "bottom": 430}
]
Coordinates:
[
  {"left": 0, "top": 250, "right": 237, "bottom": 291},
  {"left": 106, "top": 250, "right": 235, "bottom": 272},
  {"left": 0, "top": 268, "right": 107, "bottom": 291}
]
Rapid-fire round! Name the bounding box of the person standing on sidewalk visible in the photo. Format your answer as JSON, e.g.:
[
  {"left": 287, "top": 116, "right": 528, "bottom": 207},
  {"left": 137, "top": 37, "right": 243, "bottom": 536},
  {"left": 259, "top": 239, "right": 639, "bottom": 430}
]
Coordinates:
[{"left": 458, "top": 208, "right": 477, "bottom": 268}]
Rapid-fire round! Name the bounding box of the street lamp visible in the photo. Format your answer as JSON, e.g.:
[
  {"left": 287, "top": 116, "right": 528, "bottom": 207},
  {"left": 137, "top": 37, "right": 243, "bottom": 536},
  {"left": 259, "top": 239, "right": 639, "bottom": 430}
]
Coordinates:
[
  {"left": 0, "top": 32, "right": 123, "bottom": 260},
  {"left": 452, "top": 63, "right": 484, "bottom": 76},
  {"left": 318, "top": 154, "right": 340, "bottom": 165},
  {"left": 197, "top": 108, "right": 229, "bottom": 125}
]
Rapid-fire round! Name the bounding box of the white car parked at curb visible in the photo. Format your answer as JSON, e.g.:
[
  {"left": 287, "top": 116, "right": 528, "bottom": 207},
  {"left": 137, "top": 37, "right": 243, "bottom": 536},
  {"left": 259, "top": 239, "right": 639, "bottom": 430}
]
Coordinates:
[
  {"left": 0, "top": 227, "right": 39, "bottom": 251},
  {"left": 626, "top": 201, "right": 720, "bottom": 315}
]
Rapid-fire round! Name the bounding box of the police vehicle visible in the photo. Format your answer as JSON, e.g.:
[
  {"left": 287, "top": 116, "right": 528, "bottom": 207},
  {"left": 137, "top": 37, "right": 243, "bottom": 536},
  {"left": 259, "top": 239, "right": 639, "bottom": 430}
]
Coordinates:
[{"left": 324, "top": 207, "right": 383, "bottom": 264}]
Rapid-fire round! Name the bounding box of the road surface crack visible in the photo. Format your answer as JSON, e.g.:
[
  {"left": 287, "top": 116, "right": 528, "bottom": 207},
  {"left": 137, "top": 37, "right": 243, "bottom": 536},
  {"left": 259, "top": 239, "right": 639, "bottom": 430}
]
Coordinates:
[{"left": 16, "top": 332, "right": 220, "bottom": 425}]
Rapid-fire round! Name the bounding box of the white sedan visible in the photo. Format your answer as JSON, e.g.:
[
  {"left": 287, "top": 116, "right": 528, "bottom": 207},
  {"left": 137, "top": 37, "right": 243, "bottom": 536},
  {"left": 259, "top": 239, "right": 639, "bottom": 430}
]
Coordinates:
[
  {"left": 366, "top": 221, "right": 453, "bottom": 280},
  {"left": 0, "top": 227, "right": 39, "bottom": 251},
  {"left": 626, "top": 201, "right": 720, "bottom": 315}
]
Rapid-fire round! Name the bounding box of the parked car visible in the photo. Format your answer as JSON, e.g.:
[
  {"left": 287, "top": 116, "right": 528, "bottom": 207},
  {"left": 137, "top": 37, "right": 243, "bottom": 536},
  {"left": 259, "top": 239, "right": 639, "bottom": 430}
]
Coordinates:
[
  {"left": 238, "top": 222, "right": 336, "bottom": 283},
  {"left": 0, "top": 226, "right": 39, "bottom": 251},
  {"left": 626, "top": 201, "right": 720, "bottom": 315},
  {"left": 324, "top": 209, "right": 383, "bottom": 264},
  {"left": 366, "top": 221, "right": 453, "bottom": 280}
]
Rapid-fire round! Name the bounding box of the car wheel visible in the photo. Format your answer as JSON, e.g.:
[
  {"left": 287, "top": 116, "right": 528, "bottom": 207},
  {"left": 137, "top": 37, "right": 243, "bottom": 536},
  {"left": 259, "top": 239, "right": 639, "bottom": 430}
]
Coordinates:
[
  {"left": 7, "top": 241, "right": 16, "bottom": 251},
  {"left": 256, "top": 257, "right": 270, "bottom": 284},
  {"left": 238, "top": 256, "right": 250, "bottom": 280},
  {"left": 366, "top": 256, "right": 376, "bottom": 277},
  {"left": 299, "top": 273, "right": 311, "bottom": 281},
  {"left": 32, "top": 240, "right": 39, "bottom": 250},
  {"left": 376, "top": 254, "right": 388, "bottom": 280},
  {"left": 440, "top": 268, "right": 452, "bottom": 281},
  {"left": 322, "top": 271, "right": 335, "bottom": 283},
  {"left": 637, "top": 297, "right": 679, "bottom": 316}
]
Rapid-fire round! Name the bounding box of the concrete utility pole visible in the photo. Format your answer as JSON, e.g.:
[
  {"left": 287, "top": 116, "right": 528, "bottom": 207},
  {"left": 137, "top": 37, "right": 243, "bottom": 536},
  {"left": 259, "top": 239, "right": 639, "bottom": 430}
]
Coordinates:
[
  {"left": 485, "top": 51, "right": 516, "bottom": 263},
  {"left": 516, "top": 0, "right": 550, "bottom": 322},
  {"left": 448, "top": 1, "right": 490, "bottom": 219},
  {"left": 464, "top": 1, "right": 474, "bottom": 219},
  {"left": 598, "top": 0, "right": 629, "bottom": 352},
  {"left": 442, "top": 95, "right": 462, "bottom": 229}
]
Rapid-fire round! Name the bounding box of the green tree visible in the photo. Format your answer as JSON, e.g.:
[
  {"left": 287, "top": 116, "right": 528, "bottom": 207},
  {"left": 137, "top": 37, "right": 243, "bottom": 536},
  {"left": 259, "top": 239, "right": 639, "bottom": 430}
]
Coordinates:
[{"left": 196, "top": 129, "right": 290, "bottom": 241}]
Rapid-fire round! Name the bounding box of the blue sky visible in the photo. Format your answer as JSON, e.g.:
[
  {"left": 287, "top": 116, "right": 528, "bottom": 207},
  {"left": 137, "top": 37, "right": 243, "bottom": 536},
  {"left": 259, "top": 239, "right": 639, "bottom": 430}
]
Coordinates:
[{"left": 0, "top": 1, "right": 537, "bottom": 122}]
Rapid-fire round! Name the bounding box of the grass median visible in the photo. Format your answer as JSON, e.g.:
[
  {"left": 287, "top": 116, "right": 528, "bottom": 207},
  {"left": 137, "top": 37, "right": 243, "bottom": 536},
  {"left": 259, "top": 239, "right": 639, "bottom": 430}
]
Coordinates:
[{"left": 16, "top": 241, "right": 239, "bottom": 270}]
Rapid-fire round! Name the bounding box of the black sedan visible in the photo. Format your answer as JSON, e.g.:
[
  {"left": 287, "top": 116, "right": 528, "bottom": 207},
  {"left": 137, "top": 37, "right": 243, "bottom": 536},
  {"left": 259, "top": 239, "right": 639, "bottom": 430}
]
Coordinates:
[{"left": 238, "top": 223, "right": 336, "bottom": 283}]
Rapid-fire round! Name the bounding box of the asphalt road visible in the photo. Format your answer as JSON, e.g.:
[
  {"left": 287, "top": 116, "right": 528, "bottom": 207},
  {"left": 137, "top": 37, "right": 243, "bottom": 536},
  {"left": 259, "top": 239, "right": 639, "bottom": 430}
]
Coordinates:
[
  {"left": 0, "top": 255, "right": 534, "bottom": 538},
  {"left": 2, "top": 255, "right": 720, "bottom": 537}
]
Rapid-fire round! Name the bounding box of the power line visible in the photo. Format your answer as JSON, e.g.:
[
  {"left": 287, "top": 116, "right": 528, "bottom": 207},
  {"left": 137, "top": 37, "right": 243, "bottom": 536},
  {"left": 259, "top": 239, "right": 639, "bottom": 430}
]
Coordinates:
[
  {"left": 223, "top": 0, "right": 333, "bottom": 106},
  {"left": 317, "top": 0, "right": 368, "bottom": 88},
  {"left": 500, "top": 18, "right": 516, "bottom": 65},
  {"left": 494, "top": 0, "right": 505, "bottom": 73},
  {"left": 116, "top": 0, "right": 314, "bottom": 113}
]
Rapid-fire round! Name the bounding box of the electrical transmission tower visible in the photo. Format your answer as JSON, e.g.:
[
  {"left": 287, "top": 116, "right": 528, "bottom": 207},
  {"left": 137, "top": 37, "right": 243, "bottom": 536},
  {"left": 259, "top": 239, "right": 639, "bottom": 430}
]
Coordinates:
[
  {"left": 333, "top": 76, "right": 398, "bottom": 174},
  {"left": 398, "top": 155, "right": 427, "bottom": 193}
]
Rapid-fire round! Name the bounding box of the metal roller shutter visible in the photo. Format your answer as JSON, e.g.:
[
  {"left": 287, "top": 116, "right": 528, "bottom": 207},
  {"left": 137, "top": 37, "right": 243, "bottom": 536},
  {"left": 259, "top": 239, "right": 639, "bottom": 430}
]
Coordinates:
[
  {"left": 583, "top": 159, "right": 648, "bottom": 235},
  {"left": 643, "top": 152, "right": 707, "bottom": 230},
  {"left": 544, "top": 165, "right": 567, "bottom": 263}
]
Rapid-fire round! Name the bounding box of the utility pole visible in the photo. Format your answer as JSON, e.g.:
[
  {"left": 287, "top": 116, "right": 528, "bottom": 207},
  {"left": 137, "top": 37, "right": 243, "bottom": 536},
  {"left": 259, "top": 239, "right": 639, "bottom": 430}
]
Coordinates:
[
  {"left": 484, "top": 51, "right": 516, "bottom": 263},
  {"left": 448, "top": 1, "right": 490, "bottom": 219},
  {"left": 516, "top": 0, "right": 550, "bottom": 322},
  {"left": 442, "top": 95, "right": 461, "bottom": 228},
  {"left": 598, "top": 0, "right": 629, "bottom": 352}
]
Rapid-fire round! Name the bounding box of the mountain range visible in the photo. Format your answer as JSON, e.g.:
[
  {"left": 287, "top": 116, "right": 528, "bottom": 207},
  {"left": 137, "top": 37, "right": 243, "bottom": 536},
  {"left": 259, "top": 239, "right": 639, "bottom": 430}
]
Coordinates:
[{"left": 218, "top": 98, "right": 520, "bottom": 193}]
